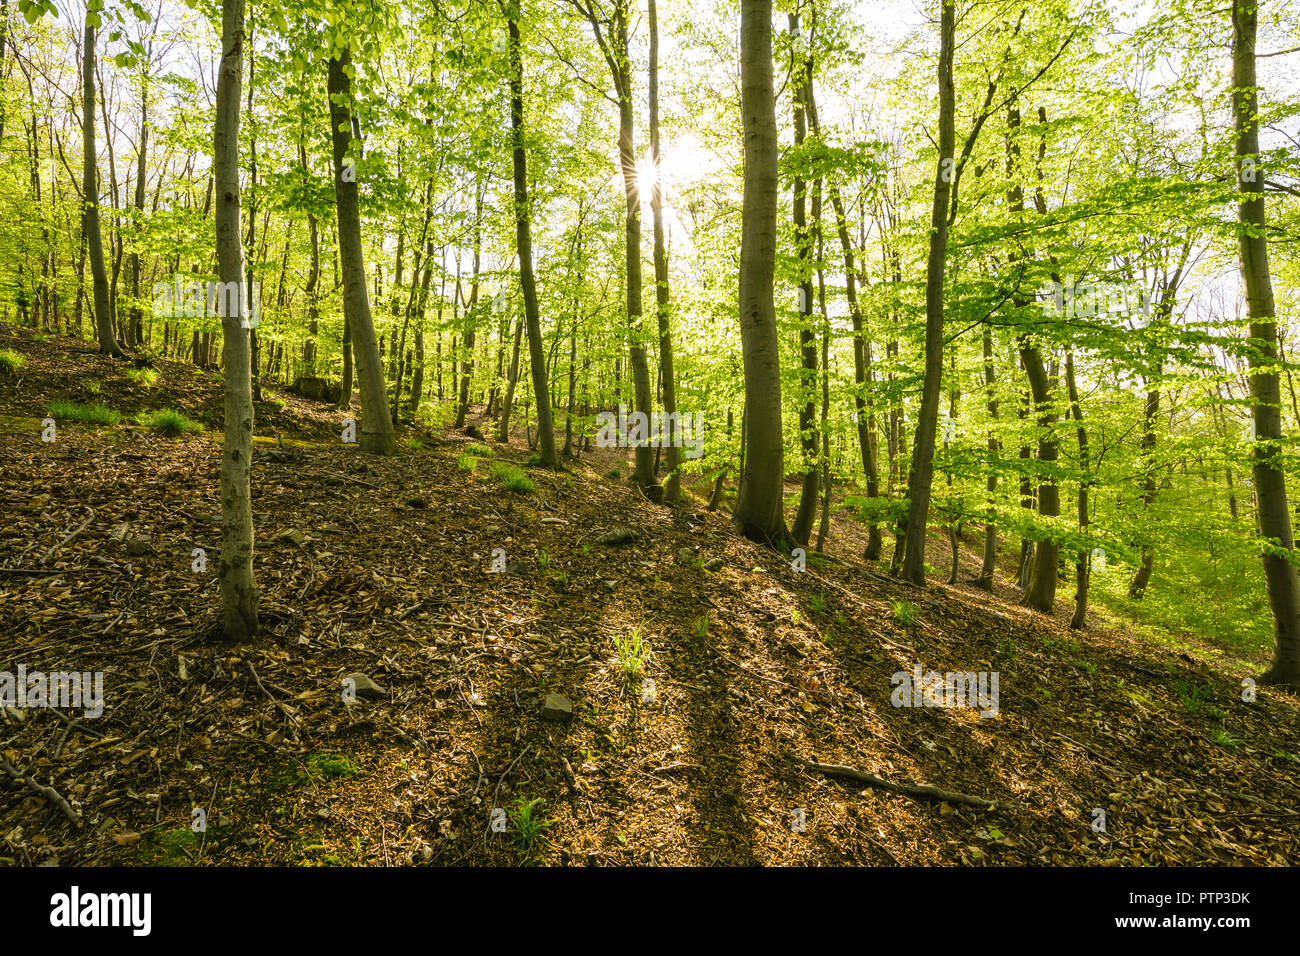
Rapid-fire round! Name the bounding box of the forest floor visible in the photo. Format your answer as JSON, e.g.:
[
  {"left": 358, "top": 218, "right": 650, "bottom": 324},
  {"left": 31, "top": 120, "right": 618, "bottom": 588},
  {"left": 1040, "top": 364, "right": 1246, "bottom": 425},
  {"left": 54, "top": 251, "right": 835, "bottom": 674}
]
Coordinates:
[{"left": 2, "top": 325, "right": 1299, "bottom": 866}]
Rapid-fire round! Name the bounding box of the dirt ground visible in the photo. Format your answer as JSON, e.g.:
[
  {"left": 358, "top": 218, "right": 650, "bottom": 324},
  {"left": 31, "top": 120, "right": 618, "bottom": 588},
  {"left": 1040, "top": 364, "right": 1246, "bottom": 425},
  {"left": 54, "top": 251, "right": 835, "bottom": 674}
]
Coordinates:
[{"left": 2, "top": 326, "right": 1298, "bottom": 866}]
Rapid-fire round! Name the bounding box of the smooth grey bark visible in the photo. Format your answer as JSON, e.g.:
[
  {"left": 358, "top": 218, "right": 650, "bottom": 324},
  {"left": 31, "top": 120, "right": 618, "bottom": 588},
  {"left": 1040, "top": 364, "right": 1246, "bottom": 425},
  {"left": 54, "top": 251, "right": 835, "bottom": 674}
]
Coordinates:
[
  {"left": 733, "top": 0, "right": 789, "bottom": 546},
  {"left": 497, "top": 315, "right": 523, "bottom": 442},
  {"left": 507, "top": 13, "right": 557, "bottom": 466},
  {"left": 1066, "top": 351, "right": 1091, "bottom": 629},
  {"left": 789, "top": 13, "right": 819, "bottom": 547},
  {"left": 575, "top": 0, "right": 654, "bottom": 492},
  {"left": 82, "top": 21, "right": 119, "bottom": 356},
  {"left": 327, "top": 48, "right": 396, "bottom": 454},
  {"left": 975, "top": 327, "right": 999, "bottom": 589},
  {"left": 455, "top": 187, "right": 481, "bottom": 428},
  {"left": 900, "top": 0, "right": 955, "bottom": 583},
  {"left": 1234, "top": 0, "right": 1300, "bottom": 686},
  {"left": 648, "top": 0, "right": 680, "bottom": 502},
  {"left": 214, "top": 0, "right": 258, "bottom": 639}
]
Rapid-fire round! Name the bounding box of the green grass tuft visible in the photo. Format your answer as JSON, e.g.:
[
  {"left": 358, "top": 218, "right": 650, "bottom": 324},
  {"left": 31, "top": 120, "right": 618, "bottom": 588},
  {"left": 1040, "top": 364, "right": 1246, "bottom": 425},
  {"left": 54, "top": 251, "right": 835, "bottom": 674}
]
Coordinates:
[
  {"left": 125, "top": 366, "right": 158, "bottom": 387},
  {"left": 510, "top": 797, "right": 553, "bottom": 866},
  {"left": 0, "top": 349, "right": 25, "bottom": 375},
  {"left": 137, "top": 407, "right": 203, "bottom": 437},
  {"left": 48, "top": 399, "right": 120, "bottom": 425},
  {"left": 891, "top": 599, "right": 919, "bottom": 629},
  {"left": 491, "top": 461, "right": 536, "bottom": 494},
  {"left": 613, "top": 627, "right": 651, "bottom": 678}
]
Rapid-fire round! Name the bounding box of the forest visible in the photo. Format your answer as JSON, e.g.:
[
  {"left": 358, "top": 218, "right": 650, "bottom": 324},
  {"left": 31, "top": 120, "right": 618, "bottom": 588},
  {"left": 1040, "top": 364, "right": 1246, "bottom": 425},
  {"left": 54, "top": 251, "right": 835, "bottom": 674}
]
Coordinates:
[{"left": 0, "top": 0, "right": 1298, "bottom": 870}]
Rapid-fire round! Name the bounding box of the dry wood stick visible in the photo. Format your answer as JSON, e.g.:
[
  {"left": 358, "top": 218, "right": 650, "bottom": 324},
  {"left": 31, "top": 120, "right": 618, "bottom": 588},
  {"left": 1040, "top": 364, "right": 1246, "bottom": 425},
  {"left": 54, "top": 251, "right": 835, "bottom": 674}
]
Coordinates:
[
  {"left": 801, "top": 758, "right": 1007, "bottom": 811},
  {"left": 0, "top": 754, "right": 82, "bottom": 826},
  {"left": 39, "top": 509, "right": 95, "bottom": 565}
]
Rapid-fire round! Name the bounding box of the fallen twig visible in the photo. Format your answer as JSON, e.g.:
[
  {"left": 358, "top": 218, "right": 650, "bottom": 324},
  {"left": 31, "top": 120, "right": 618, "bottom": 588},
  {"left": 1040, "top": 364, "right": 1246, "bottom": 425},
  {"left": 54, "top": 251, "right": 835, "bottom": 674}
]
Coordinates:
[
  {"left": 39, "top": 509, "right": 94, "bottom": 565},
  {"left": 801, "top": 758, "right": 1006, "bottom": 811},
  {"left": 0, "top": 754, "right": 82, "bottom": 827}
]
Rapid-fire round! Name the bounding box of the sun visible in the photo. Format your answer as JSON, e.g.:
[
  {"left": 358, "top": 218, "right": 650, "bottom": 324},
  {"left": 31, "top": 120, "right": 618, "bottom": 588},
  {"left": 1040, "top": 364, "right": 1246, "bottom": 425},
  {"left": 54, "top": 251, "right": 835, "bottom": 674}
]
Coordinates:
[{"left": 635, "top": 155, "right": 660, "bottom": 195}]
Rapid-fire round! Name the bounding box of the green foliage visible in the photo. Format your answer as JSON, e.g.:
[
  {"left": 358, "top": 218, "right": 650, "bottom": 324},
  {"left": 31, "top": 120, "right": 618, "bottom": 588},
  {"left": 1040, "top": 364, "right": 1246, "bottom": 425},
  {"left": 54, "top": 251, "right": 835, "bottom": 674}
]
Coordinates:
[
  {"left": 48, "top": 399, "right": 120, "bottom": 426},
  {"left": 509, "top": 797, "right": 553, "bottom": 866},
  {"left": 125, "top": 366, "right": 158, "bottom": 387},
  {"left": 305, "top": 753, "right": 359, "bottom": 780},
  {"left": 490, "top": 462, "right": 536, "bottom": 494},
  {"left": 891, "top": 600, "right": 919, "bottom": 629},
  {"left": 137, "top": 408, "right": 203, "bottom": 437},
  {"left": 1209, "top": 729, "right": 1241, "bottom": 751},
  {"left": 0, "top": 349, "right": 25, "bottom": 375},
  {"left": 458, "top": 453, "right": 478, "bottom": 472},
  {"left": 612, "top": 627, "right": 651, "bottom": 678},
  {"left": 1172, "top": 679, "right": 1225, "bottom": 721},
  {"left": 465, "top": 443, "right": 493, "bottom": 457}
]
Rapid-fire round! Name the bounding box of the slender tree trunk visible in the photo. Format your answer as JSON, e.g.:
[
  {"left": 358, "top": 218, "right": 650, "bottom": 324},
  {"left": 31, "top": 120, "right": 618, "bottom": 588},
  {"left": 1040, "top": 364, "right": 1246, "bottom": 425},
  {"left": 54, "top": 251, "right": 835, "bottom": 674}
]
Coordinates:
[
  {"left": 1005, "top": 107, "right": 1058, "bottom": 609},
  {"left": 507, "top": 14, "right": 557, "bottom": 466},
  {"left": 1066, "top": 351, "right": 1091, "bottom": 629},
  {"left": 214, "top": 0, "right": 258, "bottom": 639},
  {"left": 900, "top": 0, "right": 955, "bottom": 584},
  {"left": 815, "top": 179, "right": 831, "bottom": 552},
  {"left": 127, "top": 61, "right": 149, "bottom": 348},
  {"left": 83, "top": 22, "right": 119, "bottom": 356},
  {"left": 1234, "top": 0, "right": 1300, "bottom": 686},
  {"left": 1017, "top": 375, "right": 1035, "bottom": 589},
  {"left": 615, "top": 1, "right": 654, "bottom": 491},
  {"left": 733, "top": 0, "right": 789, "bottom": 545},
  {"left": 790, "top": 13, "right": 819, "bottom": 546},
  {"left": 456, "top": 191, "right": 481, "bottom": 428},
  {"left": 975, "top": 327, "right": 999, "bottom": 589},
  {"left": 328, "top": 48, "right": 396, "bottom": 454},
  {"left": 497, "top": 315, "right": 523, "bottom": 442},
  {"left": 648, "top": 0, "right": 680, "bottom": 501},
  {"left": 1128, "top": 378, "right": 1160, "bottom": 598}
]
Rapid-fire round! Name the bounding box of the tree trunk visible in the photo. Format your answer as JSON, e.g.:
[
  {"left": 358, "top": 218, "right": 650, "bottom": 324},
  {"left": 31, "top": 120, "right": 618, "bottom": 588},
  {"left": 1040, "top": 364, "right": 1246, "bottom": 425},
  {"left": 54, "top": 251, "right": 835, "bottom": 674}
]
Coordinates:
[
  {"left": 302, "top": 144, "right": 320, "bottom": 373},
  {"left": 214, "top": 0, "right": 259, "bottom": 640},
  {"left": 328, "top": 48, "right": 396, "bottom": 454},
  {"left": 127, "top": 61, "right": 149, "bottom": 348},
  {"left": 648, "top": 0, "right": 680, "bottom": 502},
  {"left": 733, "top": 0, "right": 789, "bottom": 546},
  {"left": 614, "top": 0, "right": 654, "bottom": 491},
  {"left": 336, "top": 236, "right": 353, "bottom": 409},
  {"left": 815, "top": 179, "right": 832, "bottom": 552},
  {"left": 497, "top": 315, "right": 523, "bottom": 442},
  {"left": 1234, "top": 0, "right": 1300, "bottom": 686},
  {"left": 900, "top": 0, "right": 955, "bottom": 584},
  {"left": 789, "top": 13, "right": 819, "bottom": 547},
  {"left": 456, "top": 192, "right": 480, "bottom": 428},
  {"left": 1066, "top": 351, "right": 1091, "bottom": 629},
  {"left": 82, "top": 22, "right": 119, "bottom": 356},
  {"left": 508, "top": 14, "right": 558, "bottom": 467},
  {"left": 975, "top": 327, "right": 999, "bottom": 589}
]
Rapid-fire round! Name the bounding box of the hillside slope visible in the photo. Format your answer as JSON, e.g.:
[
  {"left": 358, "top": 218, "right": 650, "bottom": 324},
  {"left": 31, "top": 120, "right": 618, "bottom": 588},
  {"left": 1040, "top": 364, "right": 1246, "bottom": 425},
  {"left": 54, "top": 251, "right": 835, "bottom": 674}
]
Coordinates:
[{"left": 1, "top": 327, "right": 1297, "bottom": 866}]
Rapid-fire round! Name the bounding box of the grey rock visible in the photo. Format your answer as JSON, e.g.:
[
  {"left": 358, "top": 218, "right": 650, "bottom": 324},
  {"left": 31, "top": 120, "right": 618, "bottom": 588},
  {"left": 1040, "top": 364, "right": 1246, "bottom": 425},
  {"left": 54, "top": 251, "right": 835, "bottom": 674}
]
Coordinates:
[
  {"left": 344, "top": 672, "right": 388, "bottom": 700},
  {"left": 596, "top": 527, "right": 637, "bottom": 546},
  {"left": 124, "top": 537, "right": 152, "bottom": 556},
  {"left": 677, "top": 547, "right": 695, "bottom": 564},
  {"left": 540, "top": 692, "right": 573, "bottom": 723},
  {"left": 702, "top": 557, "right": 724, "bottom": 572}
]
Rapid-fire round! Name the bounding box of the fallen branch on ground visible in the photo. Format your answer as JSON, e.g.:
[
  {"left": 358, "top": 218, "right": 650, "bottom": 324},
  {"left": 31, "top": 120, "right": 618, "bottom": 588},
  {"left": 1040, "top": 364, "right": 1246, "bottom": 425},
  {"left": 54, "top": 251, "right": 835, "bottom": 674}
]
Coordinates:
[
  {"left": 801, "top": 758, "right": 1007, "bottom": 811},
  {"left": 0, "top": 754, "right": 82, "bottom": 827},
  {"left": 39, "top": 509, "right": 95, "bottom": 565}
]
